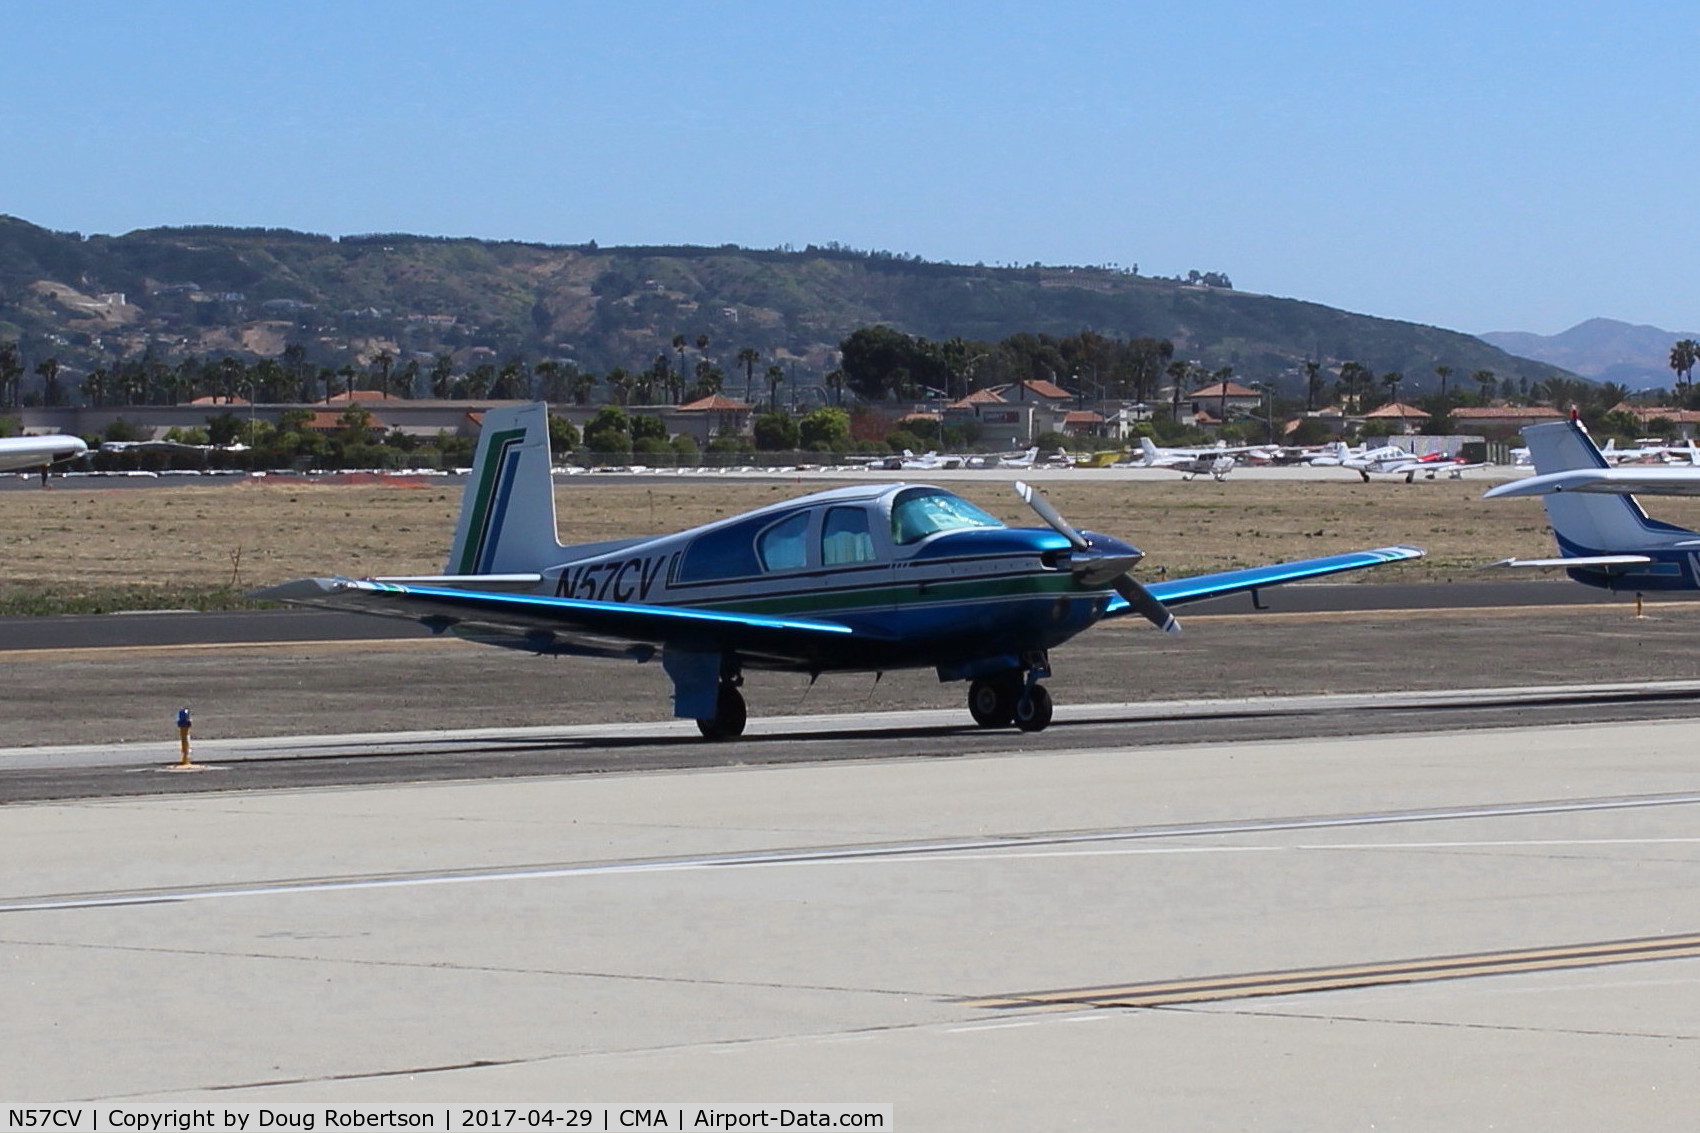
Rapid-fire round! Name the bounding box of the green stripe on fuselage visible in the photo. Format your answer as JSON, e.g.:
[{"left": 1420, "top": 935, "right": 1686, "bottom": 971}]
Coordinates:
[{"left": 684, "top": 569, "right": 1084, "bottom": 618}]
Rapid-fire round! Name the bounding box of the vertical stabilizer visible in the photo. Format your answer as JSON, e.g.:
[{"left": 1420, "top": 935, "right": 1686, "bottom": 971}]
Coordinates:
[
  {"left": 1521, "top": 420, "right": 1687, "bottom": 556},
  {"left": 445, "top": 402, "right": 564, "bottom": 574}
]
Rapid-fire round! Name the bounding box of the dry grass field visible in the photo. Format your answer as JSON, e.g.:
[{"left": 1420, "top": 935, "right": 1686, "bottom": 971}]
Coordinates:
[{"left": 5, "top": 471, "right": 1696, "bottom": 613}]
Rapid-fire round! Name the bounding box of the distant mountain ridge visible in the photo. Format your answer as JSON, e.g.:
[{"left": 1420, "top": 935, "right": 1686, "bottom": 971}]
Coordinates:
[
  {"left": 0, "top": 214, "right": 1574, "bottom": 399},
  {"left": 1480, "top": 318, "right": 1697, "bottom": 391}
]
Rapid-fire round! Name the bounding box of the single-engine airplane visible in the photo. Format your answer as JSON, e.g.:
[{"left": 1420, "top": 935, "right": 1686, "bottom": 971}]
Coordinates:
[
  {"left": 1132, "top": 437, "right": 1241, "bottom": 481},
  {"left": 1485, "top": 417, "right": 1700, "bottom": 589},
  {"left": 0, "top": 433, "right": 87, "bottom": 473},
  {"left": 258, "top": 403, "right": 1422, "bottom": 739}
]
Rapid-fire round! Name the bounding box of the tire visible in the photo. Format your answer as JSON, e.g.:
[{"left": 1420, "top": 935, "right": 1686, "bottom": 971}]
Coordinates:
[
  {"left": 696, "top": 684, "right": 747, "bottom": 741},
  {"left": 968, "top": 676, "right": 1018, "bottom": 728},
  {"left": 1013, "top": 685, "right": 1054, "bottom": 732}
]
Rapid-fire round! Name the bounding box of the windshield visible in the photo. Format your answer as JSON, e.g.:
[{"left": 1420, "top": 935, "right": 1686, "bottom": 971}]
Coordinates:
[{"left": 890, "top": 487, "right": 1004, "bottom": 545}]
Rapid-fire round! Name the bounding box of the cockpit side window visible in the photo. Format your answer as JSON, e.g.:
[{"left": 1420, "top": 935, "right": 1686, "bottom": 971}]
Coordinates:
[
  {"left": 756, "top": 510, "right": 812, "bottom": 572},
  {"left": 675, "top": 516, "right": 764, "bottom": 583},
  {"left": 821, "top": 506, "right": 877, "bottom": 565},
  {"left": 889, "top": 487, "right": 1004, "bottom": 545}
]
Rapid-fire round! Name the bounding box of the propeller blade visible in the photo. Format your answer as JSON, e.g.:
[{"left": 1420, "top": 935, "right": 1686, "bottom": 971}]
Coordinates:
[
  {"left": 1013, "top": 481, "right": 1175, "bottom": 632},
  {"left": 1014, "top": 480, "right": 1088, "bottom": 550},
  {"left": 1113, "top": 574, "right": 1182, "bottom": 636}
]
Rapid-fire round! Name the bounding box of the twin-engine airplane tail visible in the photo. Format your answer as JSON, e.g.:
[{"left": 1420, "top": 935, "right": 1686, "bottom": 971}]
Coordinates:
[{"left": 1485, "top": 418, "right": 1700, "bottom": 589}]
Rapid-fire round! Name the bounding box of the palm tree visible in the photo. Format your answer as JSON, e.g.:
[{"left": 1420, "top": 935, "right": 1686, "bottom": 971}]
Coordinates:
[
  {"left": 1670, "top": 340, "right": 1698, "bottom": 398},
  {"left": 282, "top": 343, "right": 308, "bottom": 400},
  {"left": 605, "top": 367, "right": 634, "bottom": 406},
  {"left": 1434, "top": 365, "right": 1453, "bottom": 403},
  {"left": 371, "top": 350, "right": 394, "bottom": 397},
  {"left": 1471, "top": 369, "right": 1497, "bottom": 404},
  {"left": 1337, "top": 362, "right": 1369, "bottom": 413},
  {"left": 736, "top": 347, "right": 760, "bottom": 403},
  {"left": 35, "top": 358, "right": 63, "bottom": 407},
  {"left": 671, "top": 334, "right": 688, "bottom": 389},
  {"left": 0, "top": 341, "right": 21, "bottom": 408},
  {"left": 430, "top": 354, "right": 455, "bottom": 399},
  {"left": 1166, "top": 359, "right": 1192, "bottom": 423},
  {"left": 1303, "top": 360, "right": 1322, "bottom": 412},
  {"left": 765, "top": 363, "right": 785, "bottom": 412},
  {"left": 1381, "top": 372, "right": 1406, "bottom": 431},
  {"left": 82, "top": 367, "right": 107, "bottom": 407}
]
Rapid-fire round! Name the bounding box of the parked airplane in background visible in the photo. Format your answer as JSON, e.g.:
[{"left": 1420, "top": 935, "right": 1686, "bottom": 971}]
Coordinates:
[
  {"left": 871, "top": 449, "right": 962, "bottom": 471},
  {"left": 1132, "top": 437, "right": 1240, "bottom": 481},
  {"left": 260, "top": 403, "right": 1422, "bottom": 739},
  {"left": 0, "top": 434, "right": 87, "bottom": 474},
  {"left": 1485, "top": 418, "right": 1700, "bottom": 589},
  {"left": 965, "top": 447, "right": 1042, "bottom": 469},
  {"left": 1313, "top": 442, "right": 1482, "bottom": 483},
  {"left": 1597, "top": 437, "right": 1700, "bottom": 465}
]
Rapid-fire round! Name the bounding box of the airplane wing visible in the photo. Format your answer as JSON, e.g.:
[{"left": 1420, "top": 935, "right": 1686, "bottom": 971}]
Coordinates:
[
  {"left": 1484, "top": 468, "right": 1700, "bottom": 498},
  {"left": 254, "top": 577, "right": 875, "bottom": 665},
  {"left": 0, "top": 434, "right": 87, "bottom": 472},
  {"left": 1104, "top": 545, "right": 1424, "bottom": 615}
]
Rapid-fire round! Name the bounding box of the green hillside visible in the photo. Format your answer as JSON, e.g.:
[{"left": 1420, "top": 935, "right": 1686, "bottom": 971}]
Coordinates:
[{"left": 0, "top": 215, "right": 1570, "bottom": 399}]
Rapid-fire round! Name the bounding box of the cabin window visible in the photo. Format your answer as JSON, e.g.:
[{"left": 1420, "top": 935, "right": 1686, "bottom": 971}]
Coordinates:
[
  {"left": 675, "top": 516, "right": 764, "bottom": 583},
  {"left": 889, "top": 487, "right": 1003, "bottom": 545},
  {"left": 756, "top": 511, "right": 811, "bottom": 572},
  {"left": 821, "top": 506, "right": 877, "bottom": 565}
]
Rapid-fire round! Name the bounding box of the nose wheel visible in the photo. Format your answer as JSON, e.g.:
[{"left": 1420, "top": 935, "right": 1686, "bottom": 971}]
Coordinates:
[
  {"left": 967, "top": 659, "right": 1054, "bottom": 732},
  {"left": 1012, "top": 685, "right": 1053, "bottom": 732}
]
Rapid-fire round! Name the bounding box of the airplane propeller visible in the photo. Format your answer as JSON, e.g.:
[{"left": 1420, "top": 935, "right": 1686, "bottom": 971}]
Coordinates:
[{"left": 1013, "top": 481, "right": 1180, "bottom": 635}]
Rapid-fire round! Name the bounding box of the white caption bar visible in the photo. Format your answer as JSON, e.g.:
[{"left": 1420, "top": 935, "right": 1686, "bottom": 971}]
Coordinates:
[{"left": 2, "top": 1106, "right": 892, "bottom": 1133}]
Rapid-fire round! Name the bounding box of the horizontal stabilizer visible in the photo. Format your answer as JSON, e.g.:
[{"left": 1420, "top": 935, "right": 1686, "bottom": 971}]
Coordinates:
[
  {"left": 1486, "top": 468, "right": 1700, "bottom": 499},
  {"left": 372, "top": 573, "right": 543, "bottom": 590},
  {"left": 1493, "top": 555, "right": 1652, "bottom": 568}
]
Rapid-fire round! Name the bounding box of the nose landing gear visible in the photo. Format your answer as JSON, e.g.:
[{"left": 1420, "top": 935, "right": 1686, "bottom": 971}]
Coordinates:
[{"left": 966, "top": 655, "right": 1054, "bottom": 732}]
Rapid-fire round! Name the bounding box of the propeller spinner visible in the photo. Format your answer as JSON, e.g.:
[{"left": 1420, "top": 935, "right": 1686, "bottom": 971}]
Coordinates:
[{"left": 1014, "top": 481, "right": 1180, "bottom": 635}]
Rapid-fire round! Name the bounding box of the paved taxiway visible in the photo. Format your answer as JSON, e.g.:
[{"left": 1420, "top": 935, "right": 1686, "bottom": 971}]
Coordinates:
[
  {"left": 5, "top": 588, "right": 1700, "bottom": 1122},
  {"left": 6, "top": 712, "right": 1700, "bottom": 1126}
]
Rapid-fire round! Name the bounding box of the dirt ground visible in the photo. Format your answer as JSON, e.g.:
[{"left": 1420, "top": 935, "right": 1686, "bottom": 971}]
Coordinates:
[{"left": 6, "top": 470, "right": 1686, "bottom": 610}]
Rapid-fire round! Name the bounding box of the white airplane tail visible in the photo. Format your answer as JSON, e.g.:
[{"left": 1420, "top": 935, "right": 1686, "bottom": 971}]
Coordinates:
[
  {"left": 1522, "top": 420, "right": 1695, "bottom": 557},
  {"left": 1139, "top": 437, "right": 1162, "bottom": 464},
  {"left": 444, "top": 402, "right": 565, "bottom": 574}
]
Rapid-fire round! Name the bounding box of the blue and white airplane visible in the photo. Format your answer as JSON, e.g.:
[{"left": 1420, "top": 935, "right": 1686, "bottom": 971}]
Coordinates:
[
  {"left": 1485, "top": 417, "right": 1700, "bottom": 590},
  {"left": 259, "top": 403, "right": 1422, "bottom": 739}
]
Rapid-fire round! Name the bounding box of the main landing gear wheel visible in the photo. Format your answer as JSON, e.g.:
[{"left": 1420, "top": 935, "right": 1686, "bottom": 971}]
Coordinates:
[
  {"left": 968, "top": 675, "right": 1021, "bottom": 727},
  {"left": 696, "top": 683, "right": 747, "bottom": 741},
  {"left": 1013, "top": 685, "right": 1054, "bottom": 732}
]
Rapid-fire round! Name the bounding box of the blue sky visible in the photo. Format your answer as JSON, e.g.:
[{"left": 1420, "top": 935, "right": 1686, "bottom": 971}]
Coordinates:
[{"left": 4, "top": 1, "right": 1695, "bottom": 335}]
